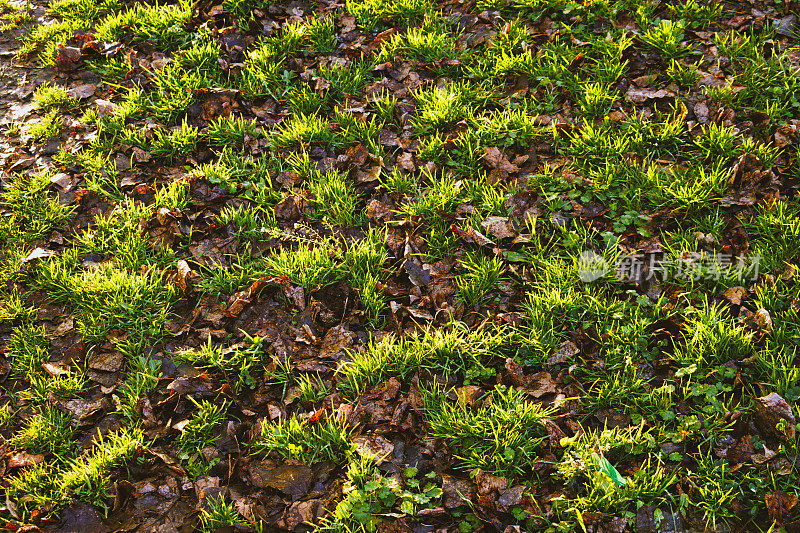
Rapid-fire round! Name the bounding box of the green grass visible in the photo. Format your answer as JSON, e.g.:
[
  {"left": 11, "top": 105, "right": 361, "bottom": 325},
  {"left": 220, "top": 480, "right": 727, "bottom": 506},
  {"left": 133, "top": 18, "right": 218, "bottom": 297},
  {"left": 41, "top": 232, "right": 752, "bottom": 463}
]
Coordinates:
[
  {"left": 13, "top": 405, "right": 76, "bottom": 455},
  {"left": 28, "top": 109, "right": 62, "bottom": 143},
  {"left": 337, "top": 325, "right": 506, "bottom": 397},
  {"left": 36, "top": 259, "right": 177, "bottom": 343},
  {"left": 346, "top": 0, "right": 432, "bottom": 31},
  {"left": 33, "top": 83, "right": 77, "bottom": 112},
  {"left": 422, "top": 384, "right": 553, "bottom": 478},
  {"left": 252, "top": 411, "right": 353, "bottom": 464}
]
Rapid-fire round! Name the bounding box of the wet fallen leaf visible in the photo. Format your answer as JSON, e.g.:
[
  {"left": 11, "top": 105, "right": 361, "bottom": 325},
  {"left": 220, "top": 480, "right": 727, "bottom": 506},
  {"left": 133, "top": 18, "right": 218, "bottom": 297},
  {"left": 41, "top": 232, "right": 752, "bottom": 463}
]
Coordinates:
[{"left": 766, "top": 491, "right": 798, "bottom": 525}]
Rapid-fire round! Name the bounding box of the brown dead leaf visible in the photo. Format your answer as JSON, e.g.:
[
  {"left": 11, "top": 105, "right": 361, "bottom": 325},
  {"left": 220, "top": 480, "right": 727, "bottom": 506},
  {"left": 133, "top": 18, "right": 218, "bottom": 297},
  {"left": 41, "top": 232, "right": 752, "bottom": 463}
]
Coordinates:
[
  {"left": 248, "top": 463, "right": 312, "bottom": 500},
  {"left": 61, "top": 396, "right": 108, "bottom": 421},
  {"left": 505, "top": 358, "right": 528, "bottom": 387},
  {"left": 755, "top": 392, "right": 796, "bottom": 441},
  {"left": 766, "top": 491, "right": 798, "bottom": 525},
  {"left": 345, "top": 144, "right": 369, "bottom": 167},
  {"left": 366, "top": 199, "right": 393, "bottom": 221},
  {"left": 774, "top": 125, "right": 798, "bottom": 149},
  {"left": 397, "top": 152, "right": 416, "bottom": 172},
  {"left": 453, "top": 385, "right": 483, "bottom": 406},
  {"left": 549, "top": 340, "right": 579, "bottom": 365},
  {"left": 353, "top": 434, "right": 394, "bottom": 463},
  {"left": 723, "top": 286, "right": 747, "bottom": 305},
  {"left": 481, "top": 217, "right": 517, "bottom": 240},
  {"left": 727, "top": 434, "right": 754, "bottom": 464},
  {"left": 625, "top": 87, "right": 674, "bottom": 104},
  {"left": 451, "top": 224, "right": 496, "bottom": 248},
  {"left": 752, "top": 308, "right": 774, "bottom": 334},
  {"left": 355, "top": 163, "right": 382, "bottom": 183},
  {"left": 88, "top": 350, "right": 125, "bottom": 372},
  {"left": 728, "top": 153, "right": 762, "bottom": 189},
  {"left": 404, "top": 257, "right": 430, "bottom": 287},
  {"left": 68, "top": 83, "right": 96, "bottom": 99},
  {"left": 482, "top": 147, "right": 519, "bottom": 173},
  {"left": 527, "top": 371, "right": 557, "bottom": 398},
  {"left": 476, "top": 470, "right": 508, "bottom": 495},
  {"left": 55, "top": 46, "right": 82, "bottom": 71},
  {"left": 283, "top": 499, "right": 324, "bottom": 530},
  {"left": 319, "top": 325, "right": 355, "bottom": 360},
  {"left": 7, "top": 451, "right": 45, "bottom": 468},
  {"left": 274, "top": 196, "right": 302, "bottom": 222},
  {"left": 442, "top": 474, "right": 474, "bottom": 509},
  {"left": 42, "top": 362, "right": 71, "bottom": 376},
  {"left": 173, "top": 259, "right": 198, "bottom": 294}
]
